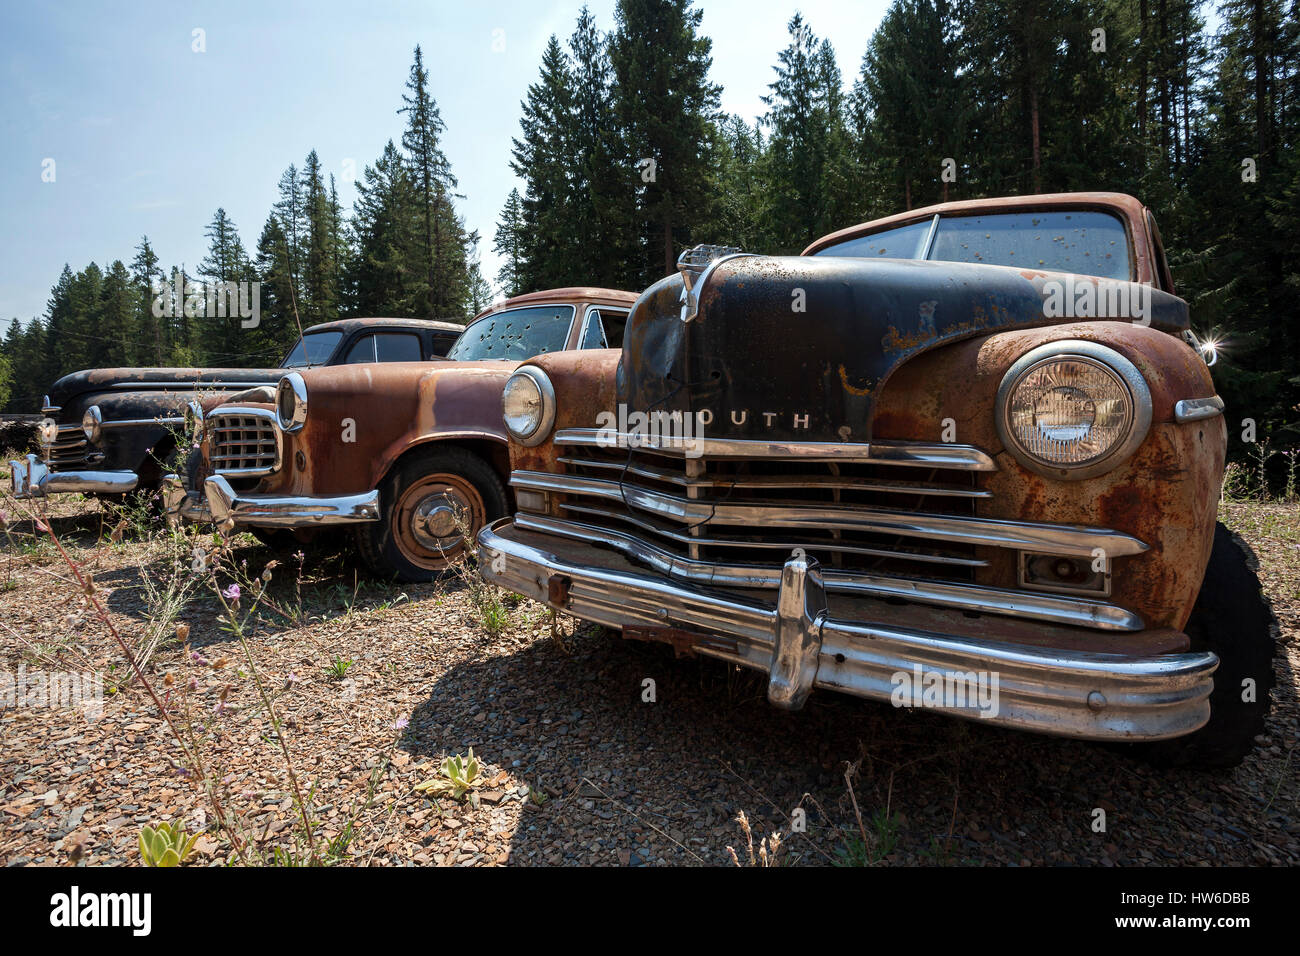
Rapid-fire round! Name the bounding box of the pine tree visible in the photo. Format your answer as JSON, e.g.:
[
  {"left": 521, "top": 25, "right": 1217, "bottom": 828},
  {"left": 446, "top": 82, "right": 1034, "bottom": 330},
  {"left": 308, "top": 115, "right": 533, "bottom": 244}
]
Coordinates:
[
  {"left": 493, "top": 187, "right": 526, "bottom": 297},
  {"left": 762, "top": 15, "right": 858, "bottom": 250},
  {"left": 273, "top": 164, "right": 306, "bottom": 308},
  {"left": 610, "top": 0, "right": 722, "bottom": 280},
  {"left": 511, "top": 35, "right": 578, "bottom": 290},
  {"left": 198, "top": 208, "right": 254, "bottom": 364},
  {"left": 131, "top": 236, "right": 166, "bottom": 365},
  {"left": 346, "top": 140, "right": 421, "bottom": 316},
  {"left": 300, "top": 150, "right": 339, "bottom": 325},
  {"left": 98, "top": 261, "right": 135, "bottom": 367},
  {"left": 400, "top": 45, "right": 470, "bottom": 318}
]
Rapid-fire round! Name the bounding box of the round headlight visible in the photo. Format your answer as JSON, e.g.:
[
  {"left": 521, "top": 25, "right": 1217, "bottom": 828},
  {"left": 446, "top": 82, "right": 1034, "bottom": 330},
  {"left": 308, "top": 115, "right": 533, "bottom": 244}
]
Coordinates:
[
  {"left": 276, "top": 372, "right": 308, "bottom": 432},
  {"left": 81, "top": 405, "right": 103, "bottom": 443},
  {"left": 502, "top": 366, "right": 555, "bottom": 446},
  {"left": 38, "top": 417, "right": 59, "bottom": 446},
  {"left": 996, "top": 341, "right": 1151, "bottom": 480}
]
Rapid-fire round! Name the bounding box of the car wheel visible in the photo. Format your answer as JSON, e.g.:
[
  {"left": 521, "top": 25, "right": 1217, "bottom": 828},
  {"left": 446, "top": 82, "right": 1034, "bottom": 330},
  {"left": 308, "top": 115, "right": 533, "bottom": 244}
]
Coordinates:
[
  {"left": 355, "top": 446, "right": 507, "bottom": 583},
  {"left": 1140, "top": 522, "right": 1276, "bottom": 769}
]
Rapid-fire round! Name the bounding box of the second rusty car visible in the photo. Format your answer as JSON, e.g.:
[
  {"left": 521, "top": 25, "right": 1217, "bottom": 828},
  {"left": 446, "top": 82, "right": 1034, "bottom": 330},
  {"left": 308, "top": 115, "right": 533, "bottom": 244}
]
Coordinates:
[{"left": 169, "top": 288, "right": 636, "bottom": 580}]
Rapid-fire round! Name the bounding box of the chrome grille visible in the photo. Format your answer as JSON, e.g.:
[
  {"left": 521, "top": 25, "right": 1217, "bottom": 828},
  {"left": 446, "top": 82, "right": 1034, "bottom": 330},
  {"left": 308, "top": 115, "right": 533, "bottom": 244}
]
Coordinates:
[
  {"left": 509, "top": 428, "right": 1148, "bottom": 632},
  {"left": 42, "top": 425, "right": 91, "bottom": 470},
  {"left": 208, "top": 409, "right": 280, "bottom": 476}
]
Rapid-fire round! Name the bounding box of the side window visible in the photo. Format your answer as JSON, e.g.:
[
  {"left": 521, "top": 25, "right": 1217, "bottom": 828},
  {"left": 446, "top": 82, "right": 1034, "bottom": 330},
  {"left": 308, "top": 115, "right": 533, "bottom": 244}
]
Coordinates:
[
  {"left": 579, "top": 309, "right": 629, "bottom": 350},
  {"left": 599, "top": 310, "right": 627, "bottom": 349},
  {"left": 431, "top": 331, "right": 459, "bottom": 357},
  {"left": 343, "top": 335, "right": 376, "bottom": 364},
  {"left": 374, "top": 332, "right": 423, "bottom": 362}
]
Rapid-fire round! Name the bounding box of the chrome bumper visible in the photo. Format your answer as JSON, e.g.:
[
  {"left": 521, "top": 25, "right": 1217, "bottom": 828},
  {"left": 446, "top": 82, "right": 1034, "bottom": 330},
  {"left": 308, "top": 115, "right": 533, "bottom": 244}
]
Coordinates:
[
  {"left": 477, "top": 518, "right": 1219, "bottom": 741},
  {"left": 160, "top": 474, "right": 212, "bottom": 523},
  {"left": 202, "top": 474, "right": 379, "bottom": 529},
  {"left": 8, "top": 453, "right": 138, "bottom": 499}
]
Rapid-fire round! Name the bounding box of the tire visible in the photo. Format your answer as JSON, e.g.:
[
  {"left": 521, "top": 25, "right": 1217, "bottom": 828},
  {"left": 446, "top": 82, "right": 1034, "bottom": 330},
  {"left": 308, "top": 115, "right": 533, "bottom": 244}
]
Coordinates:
[
  {"left": 1141, "top": 522, "right": 1276, "bottom": 769},
  {"left": 354, "top": 445, "right": 508, "bottom": 583}
]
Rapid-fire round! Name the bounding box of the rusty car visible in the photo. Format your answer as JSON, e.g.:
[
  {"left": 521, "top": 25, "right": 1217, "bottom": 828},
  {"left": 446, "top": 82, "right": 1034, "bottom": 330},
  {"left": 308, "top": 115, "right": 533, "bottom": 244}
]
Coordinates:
[
  {"left": 9, "top": 317, "right": 464, "bottom": 502},
  {"left": 167, "top": 288, "right": 637, "bottom": 580},
  {"left": 477, "top": 192, "right": 1275, "bottom": 768}
]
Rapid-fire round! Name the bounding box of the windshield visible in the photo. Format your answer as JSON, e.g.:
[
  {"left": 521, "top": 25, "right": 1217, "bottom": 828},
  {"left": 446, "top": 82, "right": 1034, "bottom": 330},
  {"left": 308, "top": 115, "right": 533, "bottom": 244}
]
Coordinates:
[
  {"left": 281, "top": 330, "right": 343, "bottom": 368},
  {"left": 445, "top": 305, "right": 576, "bottom": 361},
  {"left": 815, "top": 210, "right": 1132, "bottom": 281}
]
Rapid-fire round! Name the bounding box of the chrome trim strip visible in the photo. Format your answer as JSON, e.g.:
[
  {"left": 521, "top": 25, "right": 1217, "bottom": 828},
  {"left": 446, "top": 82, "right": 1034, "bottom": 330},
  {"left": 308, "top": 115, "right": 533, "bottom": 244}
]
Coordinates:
[
  {"left": 203, "top": 474, "right": 379, "bottom": 529},
  {"left": 515, "top": 512, "right": 1144, "bottom": 631},
  {"left": 554, "top": 429, "right": 998, "bottom": 469},
  {"left": 100, "top": 416, "right": 185, "bottom": 429},
  {"left": 550, "top": 502, "right": 988, "bottom": 567},
  {"left": 558, "top": 455, "right": 992, "bottom": 497},
  {"left": 107, "top": 380, "right": 280, "bottom": 391},
  {"left": 511, "top": 470, "right": 1148, "bottom": 557},
  {"left": 1174, "top": 395, "right": 1224, "bottom": 423},
  {"left": 479, "top": 519, "right": 1216, "bottom": 741}
]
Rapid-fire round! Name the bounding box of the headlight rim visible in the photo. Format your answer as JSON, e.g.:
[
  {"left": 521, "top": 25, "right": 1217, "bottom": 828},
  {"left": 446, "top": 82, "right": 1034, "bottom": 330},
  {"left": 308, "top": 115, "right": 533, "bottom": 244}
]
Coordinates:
[
  {"left": 502, "top": 365, "right": 556, "bottom": 447},
  {"left": 276, "top": 372, "right": 308, "bottom": 433},
  {"left": 995, "top": 340, "right": 1152, "bottom": 481},
  {"left": 81, "top": 405, "right": 103, "bottom": 443}
]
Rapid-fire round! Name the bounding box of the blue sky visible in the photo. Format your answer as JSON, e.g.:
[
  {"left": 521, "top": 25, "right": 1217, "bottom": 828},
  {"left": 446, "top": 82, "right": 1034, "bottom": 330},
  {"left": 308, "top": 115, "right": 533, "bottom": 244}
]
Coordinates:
[{"left": 0, "top": 0, "right": 890, "bottom": 326}]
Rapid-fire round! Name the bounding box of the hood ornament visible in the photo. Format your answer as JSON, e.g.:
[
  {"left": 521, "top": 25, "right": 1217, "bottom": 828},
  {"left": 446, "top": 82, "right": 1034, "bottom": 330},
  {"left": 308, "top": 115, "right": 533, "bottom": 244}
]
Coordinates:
[{"left": 677, "top": 244, "right": 751, "bottom": 323}]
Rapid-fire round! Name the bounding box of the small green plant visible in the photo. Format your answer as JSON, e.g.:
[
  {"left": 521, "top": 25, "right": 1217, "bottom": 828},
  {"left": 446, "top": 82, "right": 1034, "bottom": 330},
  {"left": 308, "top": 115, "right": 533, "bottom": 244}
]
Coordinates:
[
  {"left": 836, "top": 808, "right": 900, "bottom": 866},
  {"left": 139, "top": 821, "right": 200, "bottom": 867},
  {"left": 323, "top": 656, "right": 353, "bottom": 681},
  {"left": 415, "top": 748, "right": 483, "bottom": 804}
]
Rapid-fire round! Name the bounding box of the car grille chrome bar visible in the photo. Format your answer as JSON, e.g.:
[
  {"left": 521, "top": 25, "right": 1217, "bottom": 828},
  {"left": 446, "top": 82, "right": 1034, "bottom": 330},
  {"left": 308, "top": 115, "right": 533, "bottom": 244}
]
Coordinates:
[
  {"left": 207, "top": 407, "right": 281, "bottom": 476},
  {"left": 553, "top": 428, "right": 998, "bottom": 469},
  {"left": 511, "top": 470, "right": 1147, "bottom": 558},
  {"left": 43, "top": 425, "right": 90, "bottom": 468},
  {"left": 514, "top": 512, "right": 1144, "bottom": 631}
]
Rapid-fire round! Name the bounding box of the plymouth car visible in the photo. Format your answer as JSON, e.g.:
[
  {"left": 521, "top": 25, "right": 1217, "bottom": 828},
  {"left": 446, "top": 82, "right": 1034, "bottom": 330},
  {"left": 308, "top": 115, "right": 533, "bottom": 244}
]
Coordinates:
[{"left": 476, "top": 192, "right": 1274, "bottom": 768}]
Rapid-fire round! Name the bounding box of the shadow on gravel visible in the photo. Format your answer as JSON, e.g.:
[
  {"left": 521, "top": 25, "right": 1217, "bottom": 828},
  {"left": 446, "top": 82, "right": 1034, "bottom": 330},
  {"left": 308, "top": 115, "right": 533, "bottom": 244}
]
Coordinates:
[
  {"left": 397, "top": 624, "right": 1279, "bottom": 868},
  {"left": 397, "top": 621, "right": 1296, "bottom": 867},
  {"left": 0, "top": 506, "right": 108, "bottom": 544},
  {"left": 92, "top": 535, "right": 419, "bottom": 648}
]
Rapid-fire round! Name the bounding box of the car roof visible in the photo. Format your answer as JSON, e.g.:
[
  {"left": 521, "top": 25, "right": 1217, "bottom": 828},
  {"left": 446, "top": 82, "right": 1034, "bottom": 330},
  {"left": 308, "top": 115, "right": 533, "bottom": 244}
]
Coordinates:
[
  {"left": 470, "top": 287, "right": 638, "bottom": 322},
  {"left": 301, "top": 317, "right": 465, "bottom": 335},
  {"left": 802, "top": 192, "right": 1148, "bottom": 256}
]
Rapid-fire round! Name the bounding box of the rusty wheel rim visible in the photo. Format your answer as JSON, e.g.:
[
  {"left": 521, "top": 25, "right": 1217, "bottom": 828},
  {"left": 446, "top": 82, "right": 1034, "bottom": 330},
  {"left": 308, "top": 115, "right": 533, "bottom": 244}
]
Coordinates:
[{"left": 391, "top": 472, "right": 485, "bottom": 571}]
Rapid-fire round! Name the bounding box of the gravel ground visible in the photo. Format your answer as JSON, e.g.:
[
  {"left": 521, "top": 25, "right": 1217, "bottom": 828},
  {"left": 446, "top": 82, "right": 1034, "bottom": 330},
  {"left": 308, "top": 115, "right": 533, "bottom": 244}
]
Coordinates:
[{"left": 0, "top": 491, "right": 1295, "bottom": 867}]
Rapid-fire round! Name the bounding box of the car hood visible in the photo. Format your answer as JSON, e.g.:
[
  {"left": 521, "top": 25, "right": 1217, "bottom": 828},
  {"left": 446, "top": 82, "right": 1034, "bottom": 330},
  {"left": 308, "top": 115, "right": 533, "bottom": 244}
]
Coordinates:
[
  {"left": 619, "top": 255, "right": 1190, "bottom": 443},
  {"left": 47, "top": 366, "right": 286, "bottom": 409}
]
